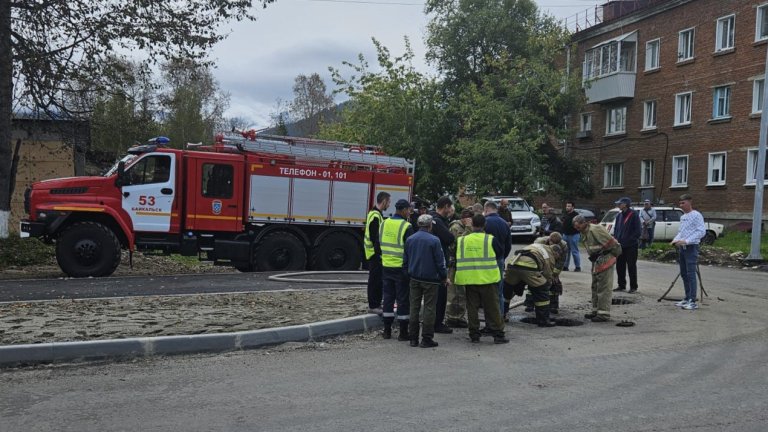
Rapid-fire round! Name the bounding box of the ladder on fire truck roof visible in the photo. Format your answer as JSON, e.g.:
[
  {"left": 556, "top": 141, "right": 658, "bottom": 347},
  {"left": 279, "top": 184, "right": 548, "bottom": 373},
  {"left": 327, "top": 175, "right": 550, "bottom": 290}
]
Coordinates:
[{"left": 217, "top": 131, "right": 415, "bottom": 173}]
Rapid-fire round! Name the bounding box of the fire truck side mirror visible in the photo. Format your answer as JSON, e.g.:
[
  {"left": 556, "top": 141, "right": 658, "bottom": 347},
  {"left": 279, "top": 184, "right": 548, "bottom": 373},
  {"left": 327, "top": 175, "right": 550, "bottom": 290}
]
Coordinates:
[{"left": 115, "top": 161, "right": 127, "bottom": 188}]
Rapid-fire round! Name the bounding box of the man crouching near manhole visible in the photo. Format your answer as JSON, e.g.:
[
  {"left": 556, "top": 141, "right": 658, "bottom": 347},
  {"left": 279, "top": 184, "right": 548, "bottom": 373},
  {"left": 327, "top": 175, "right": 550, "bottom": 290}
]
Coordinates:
[
  {"left": 573, "top": 215, "right": 622, "bottom": 322},
  {"left": 504, "top": 237, "right": 564, "bottom": 327},
  {"left": 454, "top": 214, "right": 509, "bottom": 344},
  {"left": 403, "top": 214, "right": 449, "bottom": 348}
]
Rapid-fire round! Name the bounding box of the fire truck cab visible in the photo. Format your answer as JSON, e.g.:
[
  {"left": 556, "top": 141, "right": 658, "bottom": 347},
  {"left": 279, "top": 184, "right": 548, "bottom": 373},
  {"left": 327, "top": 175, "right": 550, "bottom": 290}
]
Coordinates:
[{"left": 21, "top": 133, "right": 414, "bottom": 277}]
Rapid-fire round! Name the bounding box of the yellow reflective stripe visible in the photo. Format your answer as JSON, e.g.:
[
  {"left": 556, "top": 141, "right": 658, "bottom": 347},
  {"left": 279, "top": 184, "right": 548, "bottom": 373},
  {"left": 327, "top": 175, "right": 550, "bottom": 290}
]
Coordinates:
[
  {"left": 52, "top": 206, "right": 104, "bottom": 212},
  {"left": 135, "top": 211, "right": 172, "bottom": 217},
  {"left": 534, "top": 300, "right": 550, "bottom": 306},
  {"left": 513, "top": 260, "right": 539, "bottom": 269},
  {"left": 188, "top": 214, "right": 239, "bottom": 221}
]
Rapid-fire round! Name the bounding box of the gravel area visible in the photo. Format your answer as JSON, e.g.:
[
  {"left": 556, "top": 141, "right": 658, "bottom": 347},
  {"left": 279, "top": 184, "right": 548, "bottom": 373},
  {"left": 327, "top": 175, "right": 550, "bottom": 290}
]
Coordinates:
[{"left": 0, "top": 289, "right": 367, "bottom": 345}]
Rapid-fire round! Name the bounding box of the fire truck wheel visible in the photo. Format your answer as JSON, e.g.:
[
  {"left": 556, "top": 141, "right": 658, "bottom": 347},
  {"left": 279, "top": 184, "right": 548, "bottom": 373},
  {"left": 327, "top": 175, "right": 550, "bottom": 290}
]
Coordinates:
[
  {"left": 253, "top": 232, "right": 307, "bottom": 271},
  {"left": 56, "top": 222, "right": 121, "bottom": 278},
  {"left": 310, "top": 232, "right": 362, "bottom": 271}
]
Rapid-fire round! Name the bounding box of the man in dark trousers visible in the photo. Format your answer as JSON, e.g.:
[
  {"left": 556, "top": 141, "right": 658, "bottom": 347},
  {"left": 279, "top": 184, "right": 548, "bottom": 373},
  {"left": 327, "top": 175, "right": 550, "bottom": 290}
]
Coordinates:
[
  {"left": 612, "top": 197, "right": 641, "bottom": 293},
  {"left": 363, "top": 192, "right": 390, "bottom": 315},
  {"left": 403, "top": 214, "right": 448, "bottom": 348},
  {"left": 428, "top": 196, "right": 457, "bottom": 334},
  {"left": 380, "top": 199, "right": 414, "bottom": 340},
  {"left": 483, "top": 200, "right": 512, "bottom": 316},
  {"left": 561, "top": 201, "right": 581, "bottom": 272}
]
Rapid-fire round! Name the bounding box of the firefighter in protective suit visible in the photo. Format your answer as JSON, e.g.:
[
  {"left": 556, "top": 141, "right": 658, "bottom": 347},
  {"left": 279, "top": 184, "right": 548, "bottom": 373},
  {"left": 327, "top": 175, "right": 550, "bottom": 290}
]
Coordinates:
[
  {"left": 504, "top": 241, "right": 564, "bottom": 327},
  {"left": 534, "top": 232, "right": 568, "bottom": 314}
]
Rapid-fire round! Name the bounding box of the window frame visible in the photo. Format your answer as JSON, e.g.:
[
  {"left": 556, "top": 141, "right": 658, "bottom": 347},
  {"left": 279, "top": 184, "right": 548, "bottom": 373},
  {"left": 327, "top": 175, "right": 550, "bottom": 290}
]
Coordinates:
[
  {"left": 675, "top": 92, "right": 693, "bottom": 126},
  {"left": 201, "top": 163, "right": 235, "bottom": 199},
  {"left": 753, "top": 77, "right": 765, "bottom": 114},
  {"left": 715, "top": 14, "right": 736, "bottom": 52},
  {"left": 645, "top": 38, "right": 661, "bottom": 71},
  {"left": 605, "top": 106, "right": 627, "bottom": 136},
  {"left": 678, "top": 27, "right": 695, "bottom": 62},
  {"left": 746, "top": 148, "right": 768, "bottom": 185},
  {"left": 580, "top": 112, "right": 593, "bottom": 132},
  {"left": 643, "top": 100, "right": 657, "bottom": 130},
  {"left": 756, "top": 4, "right": 768, "bottom": 42},
  {"left": 707, "top": 152, "right": 727, "bottom": 186},
  {"left": 672, "top": 155, "right": 689, "bottom": 187},
  {"left": 712, "top": 85, "right": 732, "bottom": 119},
  {"left": 603, "top": 162, "right": 624, "bottom": 188},
  {"left": 641, "top": 159, "right": 655, "bottom": 187}
]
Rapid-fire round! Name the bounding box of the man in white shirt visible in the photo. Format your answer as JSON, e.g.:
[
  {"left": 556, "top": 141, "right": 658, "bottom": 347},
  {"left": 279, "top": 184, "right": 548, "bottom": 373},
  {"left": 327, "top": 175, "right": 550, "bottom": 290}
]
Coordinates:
[{"left": 670, "top": 194, "right": 706, "bottom": 310}]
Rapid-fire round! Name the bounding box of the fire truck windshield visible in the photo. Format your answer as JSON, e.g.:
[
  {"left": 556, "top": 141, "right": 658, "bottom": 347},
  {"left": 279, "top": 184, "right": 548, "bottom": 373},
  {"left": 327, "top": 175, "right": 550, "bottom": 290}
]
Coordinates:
[{"left": 103, "top": 155, "right": 137, "bottom": 177}]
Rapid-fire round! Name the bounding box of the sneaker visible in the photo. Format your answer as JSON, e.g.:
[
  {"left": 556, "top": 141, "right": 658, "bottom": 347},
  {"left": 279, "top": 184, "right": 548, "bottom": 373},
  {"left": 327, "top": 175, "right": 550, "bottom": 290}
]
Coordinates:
[
  {"left": 674, "top": 299, "right": 690, "bottom": 307},
  {"left": 682, "top": 301, "right": 699, "bottom": 310},
  {"left": 493, "top": 336, "right": 510, "bottom": 344},
  {"left": 419, "top": 338, "right": 438, "bottom": 348},
  {"left": 612, "top": 287, "right": 626, "bottom": 292},
  {"left": 590, "top": 315, "right": 610, "bottom": 322},
  {"left": 574, "top": 267, "right": 581, "bottom": 272},
  {"left": 628, "top": 289, "right": 638, "bottom": 294},
  {"left": 367, "top": 307, "right": 383, "bottom": 316},
  {"left": 409, "top": 339, "right": 419, "bottom": 347}
]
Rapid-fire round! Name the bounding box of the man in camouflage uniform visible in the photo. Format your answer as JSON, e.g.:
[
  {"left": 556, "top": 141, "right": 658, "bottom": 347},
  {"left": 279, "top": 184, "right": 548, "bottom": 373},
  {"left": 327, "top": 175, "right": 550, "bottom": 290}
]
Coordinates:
[
  {"left": 573, "top": 215, "right": 622, "bottom": 322},
  {"left": 504, "top": 239, "right": 563, "bottom": 327},
  {"left": 535, "top": 232, "right": 568, "bottom": 314},
  {"left": 445, "top": 208, "right": 474, "bottom": 328}
]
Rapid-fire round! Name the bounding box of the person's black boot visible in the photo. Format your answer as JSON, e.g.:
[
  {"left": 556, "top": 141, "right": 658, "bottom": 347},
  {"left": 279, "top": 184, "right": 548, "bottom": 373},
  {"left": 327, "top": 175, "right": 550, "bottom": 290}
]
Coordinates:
[
  {"left": 383, "top": 321, "right": 392, "bottom": 339},
  {"left": 549, "top": 294, "right": 559, "bottom": 315},
  {"left": 420, "top": 337, "right": 438, "bottom": 348},
  {"left": 536, "top": 307, "right": 556, "bottom": 327},
  {"left": 397, "top": 320, "right": 410, "bottom": 341},
  {"left": 409, "top": 338, "right": 419, "bottom": 347}
]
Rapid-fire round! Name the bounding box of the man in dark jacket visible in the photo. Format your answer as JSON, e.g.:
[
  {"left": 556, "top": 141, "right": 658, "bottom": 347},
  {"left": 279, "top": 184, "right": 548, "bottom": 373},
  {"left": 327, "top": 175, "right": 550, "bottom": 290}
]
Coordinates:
[
  {"left": 428, "top": 196, "right": 456, "bottom": 334},
  {"left": 403, "top": 214, "right": 448, "bottom": 348},
  {"left": 561, "top": 201, "right": 581, "bottom": 272},
  {"left": 612, "top": 197, "right": 641, "bottom": 293},
  {"left": 484, "top": 201, "right": 512, "bottom": 315}
]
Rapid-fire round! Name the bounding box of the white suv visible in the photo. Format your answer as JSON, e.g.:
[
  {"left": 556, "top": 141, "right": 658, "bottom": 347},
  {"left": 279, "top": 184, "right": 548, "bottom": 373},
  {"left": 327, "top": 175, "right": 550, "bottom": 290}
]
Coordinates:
[
  {"left": 483, "top": 196, "right": 541, "bottom": 242},
  {"left": 600, "top": 206, "right": 724, "bottom": 244}
]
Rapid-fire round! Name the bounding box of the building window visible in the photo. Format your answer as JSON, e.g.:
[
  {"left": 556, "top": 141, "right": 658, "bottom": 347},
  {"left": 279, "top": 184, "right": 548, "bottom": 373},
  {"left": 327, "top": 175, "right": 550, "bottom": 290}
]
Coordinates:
[
  {"left": 712, "top": 86, "right": 731, "bottom": 119},
  {"left": 606, "top": 107, "right": 627, "bottom": 135},
  {"left": 746, "top": 148, "right": 768, "bottom": 184},
  {"left": 715, "top": 15, "right": 735, "bottom": 51},
  {"left": 707, "top": 152, "right": 727, "bottom": 186},
  {"left": 583, "top": 36, "right": 637, "bottom": 80},
  {"left": 604, "top": 162, "right": 624, "bottom": 188},
  {"left": 753, "top": 78, "right": 765, "bottom": 114},
  {"left": 643, "top": 100, "right": 657, "bottom": 129},
  {"left": 645, "top": 38, "right": 660, "bottom": 71},
  {"left": 675, "top": 92, "right": 692, "bottom": 126},
  {"left": 580, "top": 113, "right": 592, "bottom": 131},
  {"left": 678, "top": 28, "right": 695, "bottom": 61},
  {"left": 672, "top": 155, "right": 689, "bottom": 187},
  {"left": 756, "top": 4, "right": 768, "bottom": 41},
  {"left": 641, "top": 159, "right": 655, "bottom": 187}
]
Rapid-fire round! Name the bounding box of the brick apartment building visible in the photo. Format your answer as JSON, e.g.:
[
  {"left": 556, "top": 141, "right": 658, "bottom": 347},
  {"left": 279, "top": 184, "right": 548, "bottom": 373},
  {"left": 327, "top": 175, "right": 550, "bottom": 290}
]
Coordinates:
[{"left": 568, "top": 0, "right": 768, "bottom": 228}]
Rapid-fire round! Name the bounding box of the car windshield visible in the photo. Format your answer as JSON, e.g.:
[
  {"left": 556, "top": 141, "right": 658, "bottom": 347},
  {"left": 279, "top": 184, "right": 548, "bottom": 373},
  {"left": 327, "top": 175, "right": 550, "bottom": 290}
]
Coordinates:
[
  {"left": 103, "top": 155, "right": 138, "bottom": 177},
  {"left": 601, "top": 210, "right": 619, "bottom": 223},
  {"left": 508, "top": 200, "right": 529, "bottom": 212}
]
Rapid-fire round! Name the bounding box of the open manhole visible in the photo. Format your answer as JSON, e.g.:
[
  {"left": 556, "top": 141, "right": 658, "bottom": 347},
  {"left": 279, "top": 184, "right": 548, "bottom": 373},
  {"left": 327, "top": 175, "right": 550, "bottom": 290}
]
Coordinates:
[
  {"left": 612, "top": 297, "right": 636, "bottom": 305},
  {"left": 516, "top": 317, "right": 584, "bottom": 326}
]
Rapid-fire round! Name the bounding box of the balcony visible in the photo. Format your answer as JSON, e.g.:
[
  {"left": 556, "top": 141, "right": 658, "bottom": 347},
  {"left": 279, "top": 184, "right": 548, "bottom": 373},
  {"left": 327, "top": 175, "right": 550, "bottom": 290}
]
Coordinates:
[
  {"left": 582, "top": 31, "right": 637, "bottom": 104},
  {"left": 584, "top": 72, "right": 636, "bottom": 104}
]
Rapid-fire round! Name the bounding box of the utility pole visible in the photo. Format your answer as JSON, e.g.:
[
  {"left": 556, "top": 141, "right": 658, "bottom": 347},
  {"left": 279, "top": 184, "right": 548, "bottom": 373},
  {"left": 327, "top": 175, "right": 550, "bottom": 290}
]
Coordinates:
[{"left": 747, "top": 44, "right": 768, "bottom": 262}]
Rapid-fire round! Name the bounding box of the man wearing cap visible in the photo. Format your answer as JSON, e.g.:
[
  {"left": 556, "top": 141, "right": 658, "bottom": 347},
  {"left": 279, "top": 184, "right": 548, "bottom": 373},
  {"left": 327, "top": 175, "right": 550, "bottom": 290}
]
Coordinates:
[
  {"left": 670, "top": 194, "right": 706, "bottom": 310},
  {"left": 455, "top": 214, "right": 509, "bottom": 343},
  {"left": 612, "top": 197, "right": 641, "bottom": 293},
  {"left": 573, "top": 215, "right": 622, "bottom": 322},
  {"left": 380, "top": 199, "right": 415, "bottom": 340},
  {"left": 445, "top": 208, "right": 474, "bottom": 328},
  {"left": 428, "top": 196, "right": 457, "bottom": 334},
  {"left": 504, "top": 235, "right": 564, "bottom": 327},
  {"left": 364, "top": 192, "right": 391, "bottom": 315},
  {"left": 403, "top": 214, "right": 448, "bottom": 348},
  {"left": 639, "top": 199, "right": 657, "bottom": 249}
]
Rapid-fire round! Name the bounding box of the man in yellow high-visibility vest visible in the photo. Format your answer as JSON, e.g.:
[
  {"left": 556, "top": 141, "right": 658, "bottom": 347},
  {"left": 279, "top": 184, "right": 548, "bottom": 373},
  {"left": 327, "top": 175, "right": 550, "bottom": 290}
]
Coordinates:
[
  {"left": 364, "top": 192, "right": 391, "bottom": 315},
  {"left": 380, "top": 199, "right": 414, "bottom": 340},
  {"left": 454, "top": 214, "right": 509, "bottom": 344}
]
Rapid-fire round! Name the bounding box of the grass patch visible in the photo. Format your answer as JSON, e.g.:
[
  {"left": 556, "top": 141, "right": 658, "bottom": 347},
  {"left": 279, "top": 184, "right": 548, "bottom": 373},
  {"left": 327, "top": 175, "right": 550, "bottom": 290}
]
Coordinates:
[
  {"left": 713, "top": 231, "right": 768, "bottom": 256},
  {"left": 0, "top": 236, "right": 55, "bottom": 269}
]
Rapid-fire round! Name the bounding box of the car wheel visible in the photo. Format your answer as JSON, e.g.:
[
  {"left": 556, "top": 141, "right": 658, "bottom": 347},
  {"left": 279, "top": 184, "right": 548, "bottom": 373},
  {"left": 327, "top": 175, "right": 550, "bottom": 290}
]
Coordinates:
[{"left": 701, "top": 231, "right": 716, "bottom": 245}]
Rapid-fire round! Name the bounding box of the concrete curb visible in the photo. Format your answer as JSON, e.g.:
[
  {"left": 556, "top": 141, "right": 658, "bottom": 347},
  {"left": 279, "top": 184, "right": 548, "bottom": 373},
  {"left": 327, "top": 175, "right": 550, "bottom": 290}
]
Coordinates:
[{"left": 0, "top": 314, "right": 382, "bottom": 368}]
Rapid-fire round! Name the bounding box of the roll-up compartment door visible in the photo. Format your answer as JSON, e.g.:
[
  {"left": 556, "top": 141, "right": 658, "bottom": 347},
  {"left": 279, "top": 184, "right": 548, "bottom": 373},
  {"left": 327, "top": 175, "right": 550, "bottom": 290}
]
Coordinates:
[
  {"left": 291, "top": 178, "right": 331, "bottom": 224},
  {"left": 331, "top": 181, "right": 370, "bottom": 226},
  {"left": 249, "top": 175, "right": 290, "bottom": 222}
]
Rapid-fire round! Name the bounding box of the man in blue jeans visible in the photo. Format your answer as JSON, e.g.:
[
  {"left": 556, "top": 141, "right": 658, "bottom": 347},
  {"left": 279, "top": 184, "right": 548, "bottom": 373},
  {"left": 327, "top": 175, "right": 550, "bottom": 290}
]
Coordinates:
[
  {"left": 670, "top": 194, "right": 706, "bottom": 310},
  {"left": 561, "top": 201, "right": 581, "bottom": 272}
]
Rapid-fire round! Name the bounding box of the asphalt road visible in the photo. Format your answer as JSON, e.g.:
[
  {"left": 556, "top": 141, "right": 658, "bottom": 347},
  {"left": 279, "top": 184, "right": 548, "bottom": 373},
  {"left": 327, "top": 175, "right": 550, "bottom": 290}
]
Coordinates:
[
  {"left": 0, "top": 272, "right": 366, "bottom": 302},
  {"left": 2, "top": 260, "right": 768, "bottom": 431}
]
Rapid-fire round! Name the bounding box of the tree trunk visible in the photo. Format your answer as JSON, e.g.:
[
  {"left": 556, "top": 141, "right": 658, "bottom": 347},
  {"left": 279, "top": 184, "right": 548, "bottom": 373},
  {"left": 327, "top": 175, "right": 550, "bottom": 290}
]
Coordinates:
[{"left": 0, "top": 0, "right": 13, "bottom": 238}]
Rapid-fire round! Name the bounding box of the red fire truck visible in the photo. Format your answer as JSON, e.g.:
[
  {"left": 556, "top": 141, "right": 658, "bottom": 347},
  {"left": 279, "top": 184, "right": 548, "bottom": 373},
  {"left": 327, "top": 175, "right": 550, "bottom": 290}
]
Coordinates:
[{"left": 20, "top": 132, "right": 415, "bottom": 277}]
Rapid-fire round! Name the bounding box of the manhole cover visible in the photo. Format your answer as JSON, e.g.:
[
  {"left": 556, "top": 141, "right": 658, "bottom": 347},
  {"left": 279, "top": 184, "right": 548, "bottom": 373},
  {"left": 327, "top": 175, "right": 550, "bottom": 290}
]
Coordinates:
[{"left": 612, "top": 298, "right": 636, "bottom": 305}]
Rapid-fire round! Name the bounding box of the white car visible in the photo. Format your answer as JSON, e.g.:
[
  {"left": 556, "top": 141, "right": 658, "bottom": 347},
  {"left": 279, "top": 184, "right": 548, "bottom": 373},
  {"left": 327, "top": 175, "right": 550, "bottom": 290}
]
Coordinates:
[
  {"left": 600, "top": 206, "right": 724, "bottom": 244},
  {"left": 482, "top": 196, "right": 541, "bottom": 242}
]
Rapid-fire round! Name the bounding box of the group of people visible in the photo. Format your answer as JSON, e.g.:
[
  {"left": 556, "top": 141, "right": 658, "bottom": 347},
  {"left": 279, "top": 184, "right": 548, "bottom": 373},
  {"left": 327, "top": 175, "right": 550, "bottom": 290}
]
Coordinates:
[{"left": 364, "top": 192, "right": 707, "bottom": 348}]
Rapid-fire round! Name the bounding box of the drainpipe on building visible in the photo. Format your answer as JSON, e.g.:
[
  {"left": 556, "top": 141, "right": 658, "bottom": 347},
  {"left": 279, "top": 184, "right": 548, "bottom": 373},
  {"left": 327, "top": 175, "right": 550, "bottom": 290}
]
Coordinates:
[{"left": 747, "top": 45, "right": 768, "bottom": 263}]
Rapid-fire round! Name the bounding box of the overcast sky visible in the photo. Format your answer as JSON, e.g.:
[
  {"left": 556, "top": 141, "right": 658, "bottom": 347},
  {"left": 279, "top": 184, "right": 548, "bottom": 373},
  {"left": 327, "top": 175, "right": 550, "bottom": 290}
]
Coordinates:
[{"left": 212, "top": 0, "right": 597, "bottom": 128}]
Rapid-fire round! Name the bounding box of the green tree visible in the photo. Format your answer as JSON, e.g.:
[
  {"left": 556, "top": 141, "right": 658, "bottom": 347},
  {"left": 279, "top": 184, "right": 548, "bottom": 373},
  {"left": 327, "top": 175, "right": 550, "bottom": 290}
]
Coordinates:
[
  {"left": 319, "top": 39, "right": 454, "bottom": 199},
  {"left": 290, "top": 73, "right": 335, "bottom": 136},
  {"left": 0, "top": 0, "right": 276, "bottom": 237}
]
